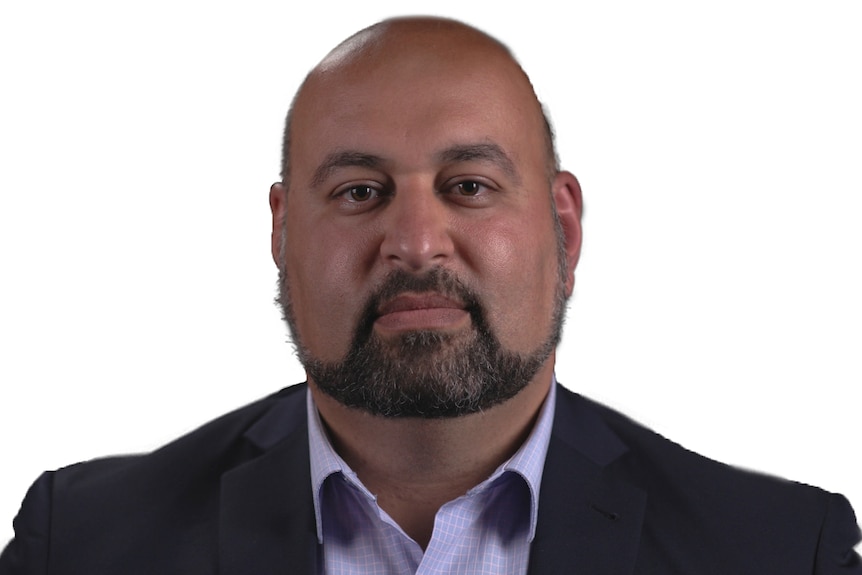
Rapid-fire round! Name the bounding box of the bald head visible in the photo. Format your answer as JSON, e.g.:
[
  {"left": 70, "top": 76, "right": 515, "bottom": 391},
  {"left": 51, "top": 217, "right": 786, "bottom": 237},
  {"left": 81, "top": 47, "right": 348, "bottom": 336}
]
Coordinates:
[
  {"left": 316, "top": 17, "right": 514, "bottom": 76},
  {"left": 280, "top": 17, "right": 558, "bottom": 186}
]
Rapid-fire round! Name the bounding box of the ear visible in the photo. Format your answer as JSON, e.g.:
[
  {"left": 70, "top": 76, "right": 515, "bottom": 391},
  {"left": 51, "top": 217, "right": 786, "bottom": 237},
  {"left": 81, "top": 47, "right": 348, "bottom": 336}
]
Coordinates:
[
  {"left": 269, "top": 182, "right": 287, "bottom": 267},
  {"left": 551, "top": 171, "right": 583, "bottom": 297}
]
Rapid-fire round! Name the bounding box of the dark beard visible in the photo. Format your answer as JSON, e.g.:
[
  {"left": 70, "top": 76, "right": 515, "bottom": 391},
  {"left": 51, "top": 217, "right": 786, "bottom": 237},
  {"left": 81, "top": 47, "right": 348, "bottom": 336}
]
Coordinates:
[{"left": 278, "top": 267, "right": 565, "bottom": 418}]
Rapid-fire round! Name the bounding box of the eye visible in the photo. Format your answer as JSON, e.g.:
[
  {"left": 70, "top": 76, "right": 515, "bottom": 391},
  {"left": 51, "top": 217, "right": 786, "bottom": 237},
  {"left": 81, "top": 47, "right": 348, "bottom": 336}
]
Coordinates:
[
  {"left": 346, "top": 185, "right": 377, "bottom": 202},
  {"left": 332, "top": 182, "right": 389, "bottom": 212},
  {"left": 440, "top": 177, "right": 497, "bottom": 207},
  {"left": 455, "top": 180, "right": 484, "bottom": 196}
]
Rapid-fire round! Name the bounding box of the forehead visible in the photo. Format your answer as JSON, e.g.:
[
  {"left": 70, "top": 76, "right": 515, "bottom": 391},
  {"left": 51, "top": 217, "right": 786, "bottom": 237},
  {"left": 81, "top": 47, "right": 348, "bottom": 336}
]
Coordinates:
[{"left": 288, "top": 28, "right": 548, "bottom": 180}]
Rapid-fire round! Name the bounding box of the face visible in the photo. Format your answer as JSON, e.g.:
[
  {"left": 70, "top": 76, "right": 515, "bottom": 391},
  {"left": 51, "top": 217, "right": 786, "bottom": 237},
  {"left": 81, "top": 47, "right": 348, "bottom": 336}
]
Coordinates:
[{"left": 271, "top": 27, "right": 582, "bottom": 417}]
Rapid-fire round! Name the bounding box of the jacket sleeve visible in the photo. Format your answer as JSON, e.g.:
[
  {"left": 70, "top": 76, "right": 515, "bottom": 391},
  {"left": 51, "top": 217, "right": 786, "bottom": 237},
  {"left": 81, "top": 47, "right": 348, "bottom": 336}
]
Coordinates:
[
  {"left": 0, "top": 473, "right": 53, "bottom": 575},
  {"left": 816, "top": 493, "right": 862, "bottom": 574}
]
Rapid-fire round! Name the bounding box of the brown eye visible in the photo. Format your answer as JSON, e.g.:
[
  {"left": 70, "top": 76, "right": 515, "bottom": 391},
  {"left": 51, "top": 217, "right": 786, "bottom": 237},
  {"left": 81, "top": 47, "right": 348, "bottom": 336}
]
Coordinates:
[
  {"left": 348, "top": 185, "right": 376, "bottom": 201},
  {"left": 456, "top": 181, "right": 482, "bottom": 195}
]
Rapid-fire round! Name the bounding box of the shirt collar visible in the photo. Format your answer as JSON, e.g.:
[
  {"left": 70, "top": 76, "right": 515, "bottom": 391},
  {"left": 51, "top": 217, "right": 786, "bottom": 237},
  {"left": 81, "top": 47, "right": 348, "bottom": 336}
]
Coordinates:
[
  {"left": 306, "top": 388, "right": 346, "bottom": 543},
  {"left": 306, "top": 377, "right": 558, "bottom": 543}
]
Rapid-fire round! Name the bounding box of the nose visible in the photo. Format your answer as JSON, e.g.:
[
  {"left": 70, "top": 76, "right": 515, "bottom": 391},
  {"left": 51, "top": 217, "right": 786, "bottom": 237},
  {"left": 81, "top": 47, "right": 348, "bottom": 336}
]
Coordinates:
[{"left": 379, "top": 181, "right": 455, "bottom": 272}]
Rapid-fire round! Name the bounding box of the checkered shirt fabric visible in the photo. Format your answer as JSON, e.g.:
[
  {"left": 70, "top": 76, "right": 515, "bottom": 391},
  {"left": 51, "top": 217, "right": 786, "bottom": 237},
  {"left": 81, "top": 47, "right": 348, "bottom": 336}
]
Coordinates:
[{"left": 307, "top": 381, "right": 556, "bottom": 574}]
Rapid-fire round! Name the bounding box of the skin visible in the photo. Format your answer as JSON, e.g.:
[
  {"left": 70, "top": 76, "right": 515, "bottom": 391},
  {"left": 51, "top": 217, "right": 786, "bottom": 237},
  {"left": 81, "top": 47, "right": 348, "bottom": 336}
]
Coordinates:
[{"left": 269, "top": 18, "right": 583, "bottom": 549}]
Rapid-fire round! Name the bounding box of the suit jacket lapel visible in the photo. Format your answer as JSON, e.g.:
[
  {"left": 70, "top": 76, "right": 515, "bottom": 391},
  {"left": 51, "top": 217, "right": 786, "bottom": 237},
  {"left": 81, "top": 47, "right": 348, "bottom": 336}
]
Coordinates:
[
  {"left": 219, "top": 386, "right": 318, "bottom": 575},
  {"left": 529, "top": 388, "right": 647, "bottom": 574}
]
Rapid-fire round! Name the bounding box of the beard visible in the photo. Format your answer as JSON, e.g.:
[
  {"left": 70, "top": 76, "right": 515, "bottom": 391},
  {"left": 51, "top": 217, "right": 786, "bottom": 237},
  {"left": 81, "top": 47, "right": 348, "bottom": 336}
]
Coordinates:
[{"left": 276, "top": 210, "right": 569, "bottom": 419}]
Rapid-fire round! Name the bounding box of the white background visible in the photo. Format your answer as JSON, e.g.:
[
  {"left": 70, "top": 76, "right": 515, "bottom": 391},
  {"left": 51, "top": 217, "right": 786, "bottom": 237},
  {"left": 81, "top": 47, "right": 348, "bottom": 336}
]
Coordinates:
[{"left": 1, "top": 1, "right": 860, "bottom": 548}]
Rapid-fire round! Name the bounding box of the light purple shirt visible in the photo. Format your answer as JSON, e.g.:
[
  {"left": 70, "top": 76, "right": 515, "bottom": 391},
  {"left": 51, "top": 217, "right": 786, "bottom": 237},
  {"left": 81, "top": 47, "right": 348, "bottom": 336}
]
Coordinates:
[{"left": 307, "top": 380, "right": 557, "bottom": 574}]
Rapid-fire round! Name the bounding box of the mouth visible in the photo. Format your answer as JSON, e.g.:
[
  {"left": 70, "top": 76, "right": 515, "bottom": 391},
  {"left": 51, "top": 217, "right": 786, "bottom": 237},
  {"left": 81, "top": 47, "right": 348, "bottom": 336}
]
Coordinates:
[{"left": 374, "top": 292, "right": 471, "bottom": 334}]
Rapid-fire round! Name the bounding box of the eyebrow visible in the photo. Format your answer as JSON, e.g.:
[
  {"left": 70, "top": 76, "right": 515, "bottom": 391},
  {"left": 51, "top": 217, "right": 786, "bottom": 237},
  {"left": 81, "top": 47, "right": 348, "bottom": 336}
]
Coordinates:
[
  {"left": 435, "top": 143, "right": 521, "bottom": 185},
  {"left": 310, "top": 151, "right": 385, "bottom": 188},
  {"left": 308, "top": 142, "right": 520, "bottom": 188}
]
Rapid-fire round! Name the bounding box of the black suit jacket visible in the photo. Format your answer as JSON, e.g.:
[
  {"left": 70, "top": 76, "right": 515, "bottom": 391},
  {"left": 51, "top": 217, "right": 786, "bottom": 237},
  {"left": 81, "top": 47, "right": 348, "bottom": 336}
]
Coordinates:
[{"left": 2, "top": 383, "right": 860, "bottom": 574}]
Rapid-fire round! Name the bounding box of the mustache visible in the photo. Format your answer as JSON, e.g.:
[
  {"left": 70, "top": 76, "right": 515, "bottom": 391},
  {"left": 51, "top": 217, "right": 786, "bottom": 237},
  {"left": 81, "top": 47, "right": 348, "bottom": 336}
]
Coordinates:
[{"left": 354, "top": 268, "right": 483, "bottom": 343}]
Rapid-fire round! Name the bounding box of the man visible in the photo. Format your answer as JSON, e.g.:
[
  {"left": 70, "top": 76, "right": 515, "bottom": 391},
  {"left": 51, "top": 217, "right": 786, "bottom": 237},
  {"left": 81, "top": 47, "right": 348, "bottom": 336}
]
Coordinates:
[{"left": 1, "top": 16, "right": 859, "bottom": 574}]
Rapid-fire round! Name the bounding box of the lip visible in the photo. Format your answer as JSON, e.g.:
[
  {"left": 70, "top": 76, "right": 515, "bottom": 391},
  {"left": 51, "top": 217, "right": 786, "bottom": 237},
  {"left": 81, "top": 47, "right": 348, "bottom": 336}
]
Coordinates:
[
  {"left": 378, "top": 293, "right": 465, "bottom": 315},
  {"left": 374, "top": 293, "right": 470, "bottom": 333}
]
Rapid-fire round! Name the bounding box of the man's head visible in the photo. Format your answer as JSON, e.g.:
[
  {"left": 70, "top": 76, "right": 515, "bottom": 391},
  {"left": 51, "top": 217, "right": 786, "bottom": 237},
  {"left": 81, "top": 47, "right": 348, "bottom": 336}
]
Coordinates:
[{"left": 270, "top": 17, "right": 583, "bottom": 418}]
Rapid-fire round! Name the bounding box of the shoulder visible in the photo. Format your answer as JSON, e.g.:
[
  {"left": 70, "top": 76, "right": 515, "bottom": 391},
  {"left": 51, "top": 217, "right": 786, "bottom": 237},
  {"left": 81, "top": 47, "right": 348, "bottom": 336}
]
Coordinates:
[
  {"left": 56, "top": 383, "right": 308, "bottom": 500},
  {"left": 550, "top": 385, "right": 862, "bottom": 573},
  {"left": 0, "top": 384, "right": 310, "bottom": 574},
  {"left": 562, "top": 387, "right": 826, "bottom": 505},
  {"left": 54, "top": 383, "right": 307, "bottom": 491}
]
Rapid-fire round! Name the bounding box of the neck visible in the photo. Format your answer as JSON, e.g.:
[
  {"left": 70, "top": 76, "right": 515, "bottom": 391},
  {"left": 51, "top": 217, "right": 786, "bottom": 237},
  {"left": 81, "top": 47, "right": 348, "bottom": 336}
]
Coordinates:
[{"left": 310, "top": 361, "right": 554, "bottom": 549}]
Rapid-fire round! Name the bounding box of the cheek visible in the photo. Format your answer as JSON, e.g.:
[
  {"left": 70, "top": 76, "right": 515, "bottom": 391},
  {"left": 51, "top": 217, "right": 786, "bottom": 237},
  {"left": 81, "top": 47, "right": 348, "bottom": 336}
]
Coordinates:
[
  {"left": 461, "top": 214, "right": 561, "bottom": 353},
  {"left": 284, "top": 215, "right": 378, "bottom": 361}
]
